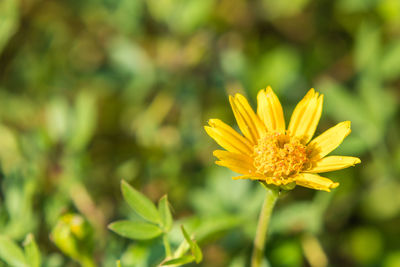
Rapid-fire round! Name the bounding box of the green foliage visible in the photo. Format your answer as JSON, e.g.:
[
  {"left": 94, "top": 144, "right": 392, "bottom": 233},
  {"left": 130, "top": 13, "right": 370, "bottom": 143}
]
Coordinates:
[
  {"left": 120, "top": 180, "right": 161, "bottom": 224},
  {"left": 0, "top": 234, "right": 41, "bottom": 267},
  {"left": 23, "top": 234, "right": 41, "bottom": 267},
  {"left": 159, "top": 195, "right": 173, "bottom": 232},
  {"left": 0, "top": 235, "right": 28, "bottom": 267},
  {"left": 180, "top": 225, "right": 202, "bottom": 263},
  {"left": 108, "top": 221, "right": 163, "bottom": 240},
  {"left": 109, "top": 180, "right": 203, "bottom": 266}
]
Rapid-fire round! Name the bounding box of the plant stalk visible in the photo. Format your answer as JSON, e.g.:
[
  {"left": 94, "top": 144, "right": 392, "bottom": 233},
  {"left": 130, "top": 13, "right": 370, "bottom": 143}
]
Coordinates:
[
  {"left": 251, "top": 186, "right": 279, "bottom": 267},
  {"left": 163, "top": 234, "right": 172, "bottom": 258}
]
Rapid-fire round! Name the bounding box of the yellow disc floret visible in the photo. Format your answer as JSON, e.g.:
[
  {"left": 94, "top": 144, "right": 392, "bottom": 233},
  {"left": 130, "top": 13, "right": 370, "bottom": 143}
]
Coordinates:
[{"left": 253, "top": 132, "right": 309, "bottom": 184}]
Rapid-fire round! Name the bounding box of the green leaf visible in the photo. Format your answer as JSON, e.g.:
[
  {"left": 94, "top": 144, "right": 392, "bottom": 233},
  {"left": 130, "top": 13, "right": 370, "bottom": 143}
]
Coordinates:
[
  {"left": 158, "top": 195, "right": 173, "bottom": 232},
  {"left": 180, "top": 226, "right": 203, "bottom": 263},
  {"left": 116, "top": 260, "right": 121, "bottom": 267},
  {"left": 23, "top": 234, "right": 41, "bottom": 267},
  {"left": 108, "top": 220, "right": 162, "bottom": 240},
  {"left": 0, "top": 235, "right": 28, "bottom": 267},
  {"left": 121, "top": 180, "right": 160, "bottom": 223},
  {"left": 161, "top": 255, "right": 195, "bottom": 266},
  {"left": 192, "top": 239, "right": 203, "bottom": 263}
]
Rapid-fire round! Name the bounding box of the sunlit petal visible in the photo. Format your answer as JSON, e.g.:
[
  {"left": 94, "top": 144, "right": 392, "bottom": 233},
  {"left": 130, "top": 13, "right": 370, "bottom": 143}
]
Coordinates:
[
  {"left": 214, "top": 150, "right": 255, "bottom": 175},
  {"left": 214, "top": 150, "right": 256, "bottom": 176},
  {"left": 213, "top": 150, "right": 254, "bottom": 166},
  {"left": 294, "top": 173, "right": 339, "bottom": 192},
  {"left": 230, "top": 94, "right": 266, "bottom": 144},
  {"left": 307, "top": 121, "right": 351, "bottom": 160},
  {"left": 288, "top": 89, "right": 323, "bottom": 143},
  {"left": 232, "top": 175, "right": 260, "bottom": 180},
  {"left": 207, "top": 119, "right": 253, "bottom": 154},
  {"left": 305, "top": 156, "right": 361, "bottom": 173},
  {"left": 257, "top": 86, "right": 286, "bottom": 133}
]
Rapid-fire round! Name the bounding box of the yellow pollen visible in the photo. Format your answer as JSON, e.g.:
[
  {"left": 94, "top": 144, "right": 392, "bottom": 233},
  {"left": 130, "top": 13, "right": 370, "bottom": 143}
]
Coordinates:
[{"left": 253, "top": 132, "right": 309, "bottom": 181}]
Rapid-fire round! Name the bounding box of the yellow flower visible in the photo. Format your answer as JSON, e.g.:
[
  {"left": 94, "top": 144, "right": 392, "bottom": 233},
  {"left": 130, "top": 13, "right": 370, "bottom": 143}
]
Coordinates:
[{"left": 205, "top": 87, "right": 361, "bottom": 192}]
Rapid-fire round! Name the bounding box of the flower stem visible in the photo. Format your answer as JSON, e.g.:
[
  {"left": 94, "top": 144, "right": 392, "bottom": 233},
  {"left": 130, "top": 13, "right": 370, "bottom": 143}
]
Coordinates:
[
  {"left": 251, "top": 185, "right": 279, "bottom": 267},
  {"left": 163, "top": 234, "right": 172, "bottom": 258}
]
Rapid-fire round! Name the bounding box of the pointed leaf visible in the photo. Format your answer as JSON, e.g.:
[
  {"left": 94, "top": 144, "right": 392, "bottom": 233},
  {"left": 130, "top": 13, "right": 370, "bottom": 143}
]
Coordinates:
[
  {"left": 108, "top": 220, "right": 162, "bottom": 240},
  {"left": 121, "top": 180, "right": 160, "bottom": 223},
  {"left": 180, "top": 226, "right": 203, "bottom": 263},
  {"left": 0, "top": 235, "right": 28, "bottom": 267},
  {"left": 161, "top": 255, "right": 195, "bottom": 266},
  {"left": 158, "top": 195, "right": 173, "bottom": 232},
  {"left": 23, "top": 234, "right": 41, "bottom": 267},
  {"left": 191, "top": 241, "right": 202, "bottom": 263}
]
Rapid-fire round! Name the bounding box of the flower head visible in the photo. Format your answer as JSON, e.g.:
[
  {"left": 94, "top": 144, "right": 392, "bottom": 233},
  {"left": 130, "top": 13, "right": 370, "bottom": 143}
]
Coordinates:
[{"left": 205, "top": 87, "right": 360, "bottom": 192}]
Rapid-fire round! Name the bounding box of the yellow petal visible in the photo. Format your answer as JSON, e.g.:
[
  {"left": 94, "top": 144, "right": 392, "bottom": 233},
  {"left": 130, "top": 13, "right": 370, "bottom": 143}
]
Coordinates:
[
  {"left": 232, "top": 175, "right": 260, "bottom": 180},
  {"left": 305, "top": 156, "right": 361, "bottom": 173},
  {"left": 294, "top": 173, "right": 339, "bottom": 192},
  {"left": 208, "top": 119, "right": 253, "bottom": 154},
  {"left": 257, "top": 87, "right": 286, "bottom": 133},
  {"left": 213, "top": 150, "right": 254, "bottom": 166},
  {"left": 287, "top": 89, "right": 314, "bottom": 134},
  {"left": 307, "top": 121, "right": 351, "bottom": 160},
  {"left": 230, "top": 94, "right": 266, "bottom": 144},
  {"left": 214, "top": 150, "right": 256, "bottom": 175},
  {"left": 204, "top": 120, "right": 253, "bottom": 155},
  {"left": 288, "top": 89, "right": 323, "bottom": 144}
]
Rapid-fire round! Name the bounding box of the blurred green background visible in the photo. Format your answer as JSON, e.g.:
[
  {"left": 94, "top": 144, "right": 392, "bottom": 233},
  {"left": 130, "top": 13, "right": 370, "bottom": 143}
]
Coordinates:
[{"left": 0, "top": 0, "right": 399, "bottom": 266}]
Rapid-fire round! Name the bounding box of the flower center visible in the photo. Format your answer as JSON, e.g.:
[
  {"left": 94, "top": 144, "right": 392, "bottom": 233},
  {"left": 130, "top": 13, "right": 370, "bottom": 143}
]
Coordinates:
[{"left": 253, "top": 132, "right": 309, "bottom": 180}]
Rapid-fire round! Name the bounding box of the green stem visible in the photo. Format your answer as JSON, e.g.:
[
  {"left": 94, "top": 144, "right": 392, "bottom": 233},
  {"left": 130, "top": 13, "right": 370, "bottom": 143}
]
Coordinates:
[
  {"left": 163, "top": 234, "right": 172, "bottom": 258},
  {"left": 251, "top": 185, "right": 279, "bottom": 267}
]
